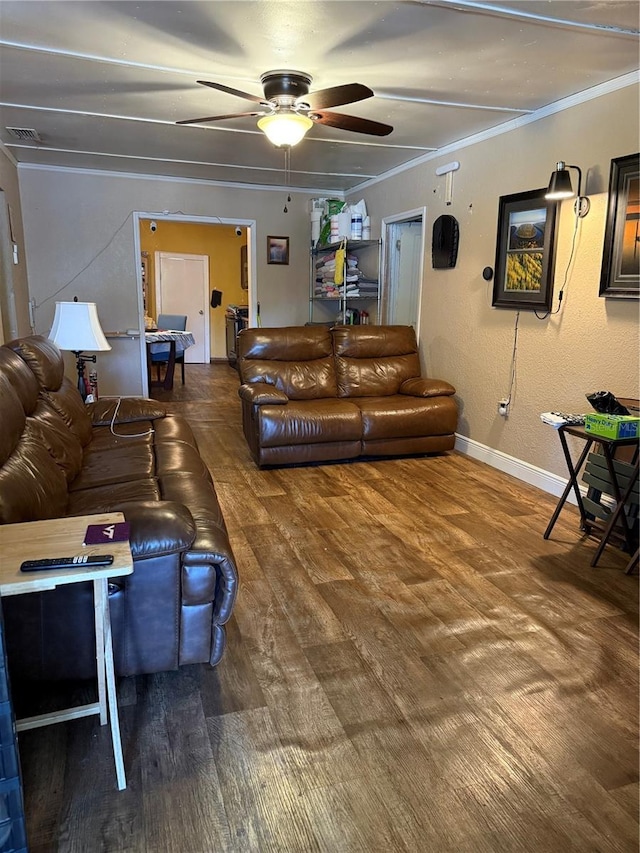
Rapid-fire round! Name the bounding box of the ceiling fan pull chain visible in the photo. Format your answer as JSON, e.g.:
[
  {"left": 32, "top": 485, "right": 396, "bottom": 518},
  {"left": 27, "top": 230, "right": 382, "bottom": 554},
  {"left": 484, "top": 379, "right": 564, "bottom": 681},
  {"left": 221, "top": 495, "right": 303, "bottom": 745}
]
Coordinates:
[{"left": 283, "top": 148, "right": 291, "bottom": 212}]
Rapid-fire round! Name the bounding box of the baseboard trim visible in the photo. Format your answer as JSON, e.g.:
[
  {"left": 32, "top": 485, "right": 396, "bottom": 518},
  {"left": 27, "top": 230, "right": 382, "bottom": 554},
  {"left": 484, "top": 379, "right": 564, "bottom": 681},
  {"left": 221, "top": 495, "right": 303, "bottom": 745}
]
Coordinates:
[{"left": 455, "top": 433, "right": 578, "bottom": 504}]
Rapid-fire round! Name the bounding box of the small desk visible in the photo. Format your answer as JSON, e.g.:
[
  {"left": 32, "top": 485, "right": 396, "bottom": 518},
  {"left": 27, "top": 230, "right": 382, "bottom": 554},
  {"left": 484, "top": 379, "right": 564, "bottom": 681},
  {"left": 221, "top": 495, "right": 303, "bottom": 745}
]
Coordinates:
[
  {"left": 544, "top": 424, "right": 639, "bottom": 566},
  {"left": 0, "top": 513, "right": 133, "bottom": 790},
  {"left": 145, "top": 330, "right": 195, "bottom": 391}
]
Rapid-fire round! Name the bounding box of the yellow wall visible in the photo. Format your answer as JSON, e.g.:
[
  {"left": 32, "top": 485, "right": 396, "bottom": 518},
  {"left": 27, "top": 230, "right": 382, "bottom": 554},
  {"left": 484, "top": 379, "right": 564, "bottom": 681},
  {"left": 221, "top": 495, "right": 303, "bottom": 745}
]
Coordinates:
[{"left": 139, "top": 220, "right": 247, "bottom": 359}]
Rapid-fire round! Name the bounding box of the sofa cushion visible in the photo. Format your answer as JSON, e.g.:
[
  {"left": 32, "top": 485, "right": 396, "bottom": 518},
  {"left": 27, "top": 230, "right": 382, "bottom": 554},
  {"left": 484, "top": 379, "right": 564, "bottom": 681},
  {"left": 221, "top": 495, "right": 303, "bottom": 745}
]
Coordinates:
[
  {"left": 0, "top": 430, "right": 69, "bottom": 523},
  {"left": 89, "top": 397, "right": 168, "bottom": 425},
  {"left": 29, "top": 400, "right": 84, "bottom": 482},
  {"left": 238, "top": 326, "right": 338, "bottom": 399},
  {"left": 7, "top": 336, "right": 94, "bottom": 446},
  {"left": 70, "top": 444, "right": 156, "bottom": 490},
  {"left": 256, "top": 399, "right": 362, "bottom": 447},
  {"left": 352, "top": 395, "right": 459, "bottom": 440},
  {"left": 332, "top": 325, "right": 422, "bottom": 397},
  {"left": 0, "top": 347, "right": 40, "bottom": 414},
  {"left": 0, "top": 374, "right": 26, "bottom": 467},
  {"left": 0, "top": 375, "right": 69, "bottom": 522},
  {"left": 88, "top": 421, "right": 157, "bottom": 450},
  {"left": 7, "top": 335, "right": 65, "bottom": 393},
  {"left": 66, "top": 478, "right": 161, "bottom": 514},
  {"left": 41, "top": 379, "right": 94, "bottom": 446}
]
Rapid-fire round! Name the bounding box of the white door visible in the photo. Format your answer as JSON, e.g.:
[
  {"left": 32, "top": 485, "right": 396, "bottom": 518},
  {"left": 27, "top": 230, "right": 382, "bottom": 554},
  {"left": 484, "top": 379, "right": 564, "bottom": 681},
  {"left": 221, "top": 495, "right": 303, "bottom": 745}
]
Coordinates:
[
  {"left": 385, "top": 219, "right": 423, "bottom": 328},
  {"left": 155, "top": 252, "right": 209, "bottom": 363}
]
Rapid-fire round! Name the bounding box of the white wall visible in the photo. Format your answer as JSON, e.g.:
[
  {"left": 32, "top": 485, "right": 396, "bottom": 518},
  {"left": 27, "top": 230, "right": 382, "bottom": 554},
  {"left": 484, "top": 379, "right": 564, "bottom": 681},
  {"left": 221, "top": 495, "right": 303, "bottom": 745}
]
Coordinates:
[
  {"left": 347, "top": 82, "right": 640, "bottom": 481},
  {"left": 18, "top": 169, "right": 317, "bottom": 394}
]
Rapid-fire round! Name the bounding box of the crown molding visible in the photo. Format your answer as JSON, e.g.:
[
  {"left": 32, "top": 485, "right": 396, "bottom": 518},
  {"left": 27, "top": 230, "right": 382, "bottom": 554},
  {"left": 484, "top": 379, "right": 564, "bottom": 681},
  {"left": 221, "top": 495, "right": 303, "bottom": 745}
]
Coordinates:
[{"left": 16, "top": 162, "right": 345, "bottom": 197}]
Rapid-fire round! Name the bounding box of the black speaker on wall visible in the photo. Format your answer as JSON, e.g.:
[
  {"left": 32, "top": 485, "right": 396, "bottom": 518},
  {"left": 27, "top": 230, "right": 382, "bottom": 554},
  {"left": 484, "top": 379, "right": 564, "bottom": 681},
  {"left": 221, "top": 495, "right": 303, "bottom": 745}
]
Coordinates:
[{"left": 432, "top": 214, "right": 459, "bottom": 269}]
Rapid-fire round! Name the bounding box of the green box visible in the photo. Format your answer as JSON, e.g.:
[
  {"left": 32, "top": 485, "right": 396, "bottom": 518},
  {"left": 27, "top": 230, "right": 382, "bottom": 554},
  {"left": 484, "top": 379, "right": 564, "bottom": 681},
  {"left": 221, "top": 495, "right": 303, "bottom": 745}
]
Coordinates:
[{"left": 584, "top": 413, "right": 640, "bottom": 440}]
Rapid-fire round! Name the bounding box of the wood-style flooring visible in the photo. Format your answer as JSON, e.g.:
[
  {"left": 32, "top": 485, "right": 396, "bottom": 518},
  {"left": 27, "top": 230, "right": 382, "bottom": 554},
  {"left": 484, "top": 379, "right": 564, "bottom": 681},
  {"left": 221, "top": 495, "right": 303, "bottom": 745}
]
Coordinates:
[{"left": 17, "top": 364, "right": 639, "bottom": 852}]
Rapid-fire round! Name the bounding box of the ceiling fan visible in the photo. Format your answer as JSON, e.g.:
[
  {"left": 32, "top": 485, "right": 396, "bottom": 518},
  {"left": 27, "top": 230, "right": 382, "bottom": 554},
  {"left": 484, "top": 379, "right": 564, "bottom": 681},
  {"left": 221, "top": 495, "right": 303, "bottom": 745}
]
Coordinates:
[{"left": 177, "top": 70, "right": 393, "bottom": 146}]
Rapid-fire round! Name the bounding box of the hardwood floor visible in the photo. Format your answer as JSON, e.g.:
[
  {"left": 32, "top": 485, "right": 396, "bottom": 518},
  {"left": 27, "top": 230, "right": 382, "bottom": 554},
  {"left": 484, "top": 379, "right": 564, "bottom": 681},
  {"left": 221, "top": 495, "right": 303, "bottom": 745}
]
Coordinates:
[{"left": 17, "top": 364, "right": 638, "bottom": 852}]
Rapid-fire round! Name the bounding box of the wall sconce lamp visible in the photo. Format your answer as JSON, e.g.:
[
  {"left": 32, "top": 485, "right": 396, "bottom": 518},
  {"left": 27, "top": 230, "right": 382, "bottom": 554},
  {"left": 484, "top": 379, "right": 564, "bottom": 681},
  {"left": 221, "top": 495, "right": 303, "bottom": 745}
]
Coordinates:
[
  {"left": 48, "top": 299, "right": 111, "bottom": 400},
  {"left": 545, "top": 161, "right": 590, "bottom": 217}
]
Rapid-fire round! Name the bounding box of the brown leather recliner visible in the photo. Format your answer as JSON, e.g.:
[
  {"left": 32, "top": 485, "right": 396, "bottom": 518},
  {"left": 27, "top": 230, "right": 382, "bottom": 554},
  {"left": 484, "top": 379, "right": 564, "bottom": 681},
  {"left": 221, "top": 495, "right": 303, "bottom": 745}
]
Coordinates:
[
  {"left": 237, "top": 325, "right": 458, "bottom": 467},
  {"left": 0, "top": 336, "right": 238, "bottom": 680}
]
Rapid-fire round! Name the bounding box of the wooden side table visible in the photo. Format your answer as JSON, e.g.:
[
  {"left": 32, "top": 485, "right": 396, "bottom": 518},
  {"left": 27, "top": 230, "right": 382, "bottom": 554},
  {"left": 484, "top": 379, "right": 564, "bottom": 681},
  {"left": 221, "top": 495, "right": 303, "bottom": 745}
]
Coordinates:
[
  {"left": 544, "top": 424, "right": 639, "bottom": 566},
  {"left": 0, "top": 513, "right": 133, "bottom": 790}
]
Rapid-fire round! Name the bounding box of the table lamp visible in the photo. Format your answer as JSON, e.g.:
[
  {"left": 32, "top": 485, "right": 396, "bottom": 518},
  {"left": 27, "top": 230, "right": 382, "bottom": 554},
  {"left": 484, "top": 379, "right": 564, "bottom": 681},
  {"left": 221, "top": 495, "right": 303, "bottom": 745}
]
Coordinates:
[{"left": 48, "top": 300, "right": 111, "bottom": 400}]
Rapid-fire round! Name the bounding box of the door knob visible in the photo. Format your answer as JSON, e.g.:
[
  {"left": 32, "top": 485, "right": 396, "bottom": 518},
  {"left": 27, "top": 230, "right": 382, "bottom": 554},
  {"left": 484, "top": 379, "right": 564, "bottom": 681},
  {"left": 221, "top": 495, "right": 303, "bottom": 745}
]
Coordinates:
[{"left": 199, "top": 309, "right": 204, "bottom": 315}]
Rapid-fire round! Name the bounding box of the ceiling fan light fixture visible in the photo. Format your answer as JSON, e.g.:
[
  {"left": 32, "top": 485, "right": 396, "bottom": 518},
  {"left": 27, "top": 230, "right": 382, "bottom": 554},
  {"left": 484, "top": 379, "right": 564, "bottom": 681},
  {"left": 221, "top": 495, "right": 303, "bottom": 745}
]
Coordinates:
[{"left": 257, "top": 113, "right": 313, "bottom": 147}]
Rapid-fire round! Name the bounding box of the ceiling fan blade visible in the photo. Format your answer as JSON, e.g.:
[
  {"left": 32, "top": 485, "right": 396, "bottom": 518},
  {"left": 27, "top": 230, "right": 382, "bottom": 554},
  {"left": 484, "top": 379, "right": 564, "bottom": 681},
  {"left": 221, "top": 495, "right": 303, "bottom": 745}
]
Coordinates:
[
  {"left": 301, "top": 83, "right": 373, "bottom": 110},
  {"left": 177, "top": 111, "right": 265, "bottom": 126},
  {"left": 197, "top": 80, "right": 267, "bottom": 105},
  {"left": 311, "top": 111, "right": 393, "bottom": 137}
]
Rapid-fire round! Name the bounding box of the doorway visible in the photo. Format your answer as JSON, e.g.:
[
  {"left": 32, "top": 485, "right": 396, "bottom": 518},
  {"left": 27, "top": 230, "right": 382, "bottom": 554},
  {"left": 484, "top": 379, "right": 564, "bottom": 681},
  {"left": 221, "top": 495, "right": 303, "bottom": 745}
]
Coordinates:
[
  {"left": 133, "top": 213, "right": 256, "bottom": 395},
  {"left": 382, "top": 208, "right": 426, "bottom": 331}
]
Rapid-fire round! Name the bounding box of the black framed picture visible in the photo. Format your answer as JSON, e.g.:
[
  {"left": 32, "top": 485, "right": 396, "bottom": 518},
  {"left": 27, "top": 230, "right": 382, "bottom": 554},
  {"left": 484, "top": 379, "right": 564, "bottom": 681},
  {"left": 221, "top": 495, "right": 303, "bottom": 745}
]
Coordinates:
[
  {"left": 599, "top": 153, "right": 640, "bottom": 298},
  {"left": 492, "top": 188, "right": 557, "bottom": 311},
  {"left": 267, "top": 236, "right": 289, "bottom": 265}
]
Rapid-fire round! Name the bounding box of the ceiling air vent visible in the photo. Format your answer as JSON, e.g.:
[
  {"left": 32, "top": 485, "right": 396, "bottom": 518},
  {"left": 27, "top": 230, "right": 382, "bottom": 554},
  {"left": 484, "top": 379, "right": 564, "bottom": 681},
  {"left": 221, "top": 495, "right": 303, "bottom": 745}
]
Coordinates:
[{"left": 5, "top": 127, "right": 42, "bottom": 142}]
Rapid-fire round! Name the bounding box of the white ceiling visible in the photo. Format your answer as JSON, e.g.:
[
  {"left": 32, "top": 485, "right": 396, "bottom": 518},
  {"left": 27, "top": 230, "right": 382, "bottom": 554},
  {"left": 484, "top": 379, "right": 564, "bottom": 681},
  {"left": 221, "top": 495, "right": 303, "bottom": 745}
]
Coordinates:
[{"left": 0, "top": 1, "right": 638, "bottom": 193}]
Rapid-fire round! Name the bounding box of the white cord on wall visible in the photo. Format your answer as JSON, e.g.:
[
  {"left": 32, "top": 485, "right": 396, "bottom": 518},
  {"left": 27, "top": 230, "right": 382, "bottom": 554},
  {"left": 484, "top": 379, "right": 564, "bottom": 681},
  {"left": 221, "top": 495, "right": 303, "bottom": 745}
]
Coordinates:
[{"left": 505, "top": 310, "right": 520, "bottom": 407}]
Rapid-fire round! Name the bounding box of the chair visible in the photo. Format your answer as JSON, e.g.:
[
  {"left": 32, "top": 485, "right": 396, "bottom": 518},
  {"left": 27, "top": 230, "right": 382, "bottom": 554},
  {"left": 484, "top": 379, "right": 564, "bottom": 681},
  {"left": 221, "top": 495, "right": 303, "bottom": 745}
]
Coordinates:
[{"left": 150, "top": 313, "right": 188, "bottom": 384}]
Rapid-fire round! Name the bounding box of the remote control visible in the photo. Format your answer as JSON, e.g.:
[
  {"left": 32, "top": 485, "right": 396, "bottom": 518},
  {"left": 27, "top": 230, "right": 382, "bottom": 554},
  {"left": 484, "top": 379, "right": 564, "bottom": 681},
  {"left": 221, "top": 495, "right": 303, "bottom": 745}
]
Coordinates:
[
  {"left": 20, "top": 555, "right": 114, "bottom": 572},
  {"left": 540, "top": 412, "right": 585, "bottom": 428}
]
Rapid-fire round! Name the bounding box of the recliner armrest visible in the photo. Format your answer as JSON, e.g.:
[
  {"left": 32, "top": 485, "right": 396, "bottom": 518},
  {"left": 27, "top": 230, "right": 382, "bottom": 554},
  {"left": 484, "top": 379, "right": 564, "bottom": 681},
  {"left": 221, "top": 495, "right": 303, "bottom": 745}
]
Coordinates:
[
  {"left": 238, "top": 382, "right": 289, "bottom": 405},
  {"left": 93, "top": 500, "right": 197, "bottom": 559},
  {"left": 89, "top": 397, "right": 168, "bottom": 425},
  {"left": 400, "top": 377, "right": 456, "bottom": 397}
]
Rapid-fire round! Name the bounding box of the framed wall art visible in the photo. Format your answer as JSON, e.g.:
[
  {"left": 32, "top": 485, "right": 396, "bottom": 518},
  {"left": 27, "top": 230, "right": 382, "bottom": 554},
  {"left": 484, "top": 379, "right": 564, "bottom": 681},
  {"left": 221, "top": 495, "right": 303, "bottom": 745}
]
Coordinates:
[
  {"left": 492, "top": 188, "right": 557, "bottom": 311},
  {"left": 267, "top": 236, "right": 289, "bottom": 265},
  {"left": 599, "top": 153, "right": 640, "bottom": 298}
]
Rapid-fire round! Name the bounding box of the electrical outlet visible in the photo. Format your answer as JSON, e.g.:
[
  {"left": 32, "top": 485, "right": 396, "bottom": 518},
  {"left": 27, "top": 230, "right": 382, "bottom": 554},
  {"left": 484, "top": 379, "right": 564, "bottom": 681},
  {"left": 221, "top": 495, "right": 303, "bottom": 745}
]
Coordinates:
[{"left": 498, "top": 399, "right": 509, "bottom": 417}]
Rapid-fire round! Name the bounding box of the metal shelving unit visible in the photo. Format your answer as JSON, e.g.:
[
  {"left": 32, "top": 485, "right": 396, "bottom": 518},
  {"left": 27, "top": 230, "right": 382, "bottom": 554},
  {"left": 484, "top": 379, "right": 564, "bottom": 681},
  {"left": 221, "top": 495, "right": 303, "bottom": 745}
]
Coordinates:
[{"left": 310, "top": 239, "right": 382, "bottom": 325}]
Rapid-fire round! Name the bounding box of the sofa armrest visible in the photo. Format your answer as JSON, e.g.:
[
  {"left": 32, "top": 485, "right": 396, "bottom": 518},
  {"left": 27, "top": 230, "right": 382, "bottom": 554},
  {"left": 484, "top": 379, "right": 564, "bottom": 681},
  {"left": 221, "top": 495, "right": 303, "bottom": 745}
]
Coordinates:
[
  {"left": 89, "top": 397, "right": 168, "bottom": 425},
  {"left": 100, "top": 500, "right": 197, "bottom": 559},
  {"left": 238, "top": 382, "right": 289, "bottom": 405},
  {"left": 400, "top": 377, "right": 456, "bottom": 397}
]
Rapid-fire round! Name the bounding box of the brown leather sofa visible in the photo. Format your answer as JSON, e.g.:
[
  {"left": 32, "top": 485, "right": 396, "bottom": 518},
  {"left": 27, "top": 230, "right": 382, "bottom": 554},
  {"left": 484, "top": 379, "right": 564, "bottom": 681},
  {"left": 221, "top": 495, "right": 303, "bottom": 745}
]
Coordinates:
[
  {"left": 237, "top": 325, "right": 457, "bottom": 467},
  {"left": 0, "top": 335, "right": 238, "bottom": 680}
]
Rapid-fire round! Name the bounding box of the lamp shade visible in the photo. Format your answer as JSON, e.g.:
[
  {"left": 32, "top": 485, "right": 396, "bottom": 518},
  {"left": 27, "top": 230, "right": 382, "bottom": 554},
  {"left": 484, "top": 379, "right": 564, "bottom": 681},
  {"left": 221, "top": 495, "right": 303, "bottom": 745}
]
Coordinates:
[
  {"left": 257, "top": 113, "right": 313, "bottom": 147},
  {"left": 545, "top": 162, "right": 575, "bottom": 200},
  {"left": 48, "top": 301, "right": 111, "bottom": 352}
]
